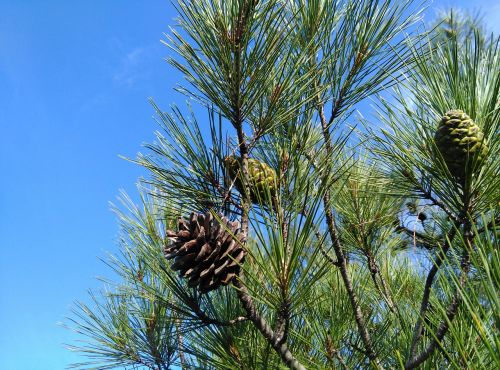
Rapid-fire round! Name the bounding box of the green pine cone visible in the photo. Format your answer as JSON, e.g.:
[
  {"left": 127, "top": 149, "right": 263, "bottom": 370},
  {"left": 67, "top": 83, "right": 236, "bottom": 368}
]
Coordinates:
[
  {"left": 434, "top": 109, "right": 488, "bottom": 180},
  {"left": 224, "top": 156, "right": 276, "bottom": 203}
]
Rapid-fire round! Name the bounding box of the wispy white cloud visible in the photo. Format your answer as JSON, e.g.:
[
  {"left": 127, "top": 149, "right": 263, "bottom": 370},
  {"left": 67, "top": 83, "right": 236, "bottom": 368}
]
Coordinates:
[{"left": 113, "top": 45, "right": 158, "bottom": 87}]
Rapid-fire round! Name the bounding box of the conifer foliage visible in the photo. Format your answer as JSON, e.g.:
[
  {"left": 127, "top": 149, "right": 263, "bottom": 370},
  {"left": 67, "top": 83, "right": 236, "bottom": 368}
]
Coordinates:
[{"left": 67, "top": 1, "right": 499, "bottom": 369}]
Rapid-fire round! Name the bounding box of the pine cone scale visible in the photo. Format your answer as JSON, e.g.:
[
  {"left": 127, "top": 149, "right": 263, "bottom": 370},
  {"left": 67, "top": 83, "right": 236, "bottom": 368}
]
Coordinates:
[
  {"left": 171, "top": 252, "right": 197, "bottom": 271},
  {"left": 176, "top": 239, "right": 199, "bottom": 256},
  {"left": 195, "top": 243, "right": 212, "bottom": 262},
  {"left": 220, "top": 272, "right": 236, "bottom": 284}
]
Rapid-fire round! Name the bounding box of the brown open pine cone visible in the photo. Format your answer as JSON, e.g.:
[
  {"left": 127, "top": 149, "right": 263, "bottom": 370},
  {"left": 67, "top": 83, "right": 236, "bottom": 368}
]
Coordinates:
[{"left": 165, "top": 212, "right": 246, "bottom": 293}]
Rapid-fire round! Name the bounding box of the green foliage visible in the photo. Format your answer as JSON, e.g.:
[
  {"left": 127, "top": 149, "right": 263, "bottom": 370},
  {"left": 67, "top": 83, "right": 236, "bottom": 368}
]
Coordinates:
[{"left": 67, "top": 2, "right": 499, "bottom": 369}]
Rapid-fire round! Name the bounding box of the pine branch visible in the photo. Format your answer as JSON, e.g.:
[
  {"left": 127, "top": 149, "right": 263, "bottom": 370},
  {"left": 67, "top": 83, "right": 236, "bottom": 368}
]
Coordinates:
[
  {"left": 395, "top": 225, "right": 439, "bottom": 250},
  {"left": 233, "top": 279, "right": 306, "bottom": 370},
  {"left": 365, "top": 250, "right": 397, "bottom": 314},
  {"left": 406, "top": 223, "right": 459, "bottom": 363},
  {"left": 323, "top": 201, "right": 379, "bottom": 364},
  {"left": 405, "top": 245, "right": 471, "bottom": 369},
  {"left": 318, "top": 101, "right": 379, "bottom": 366},
  {"left": 228, "top": 3, "right": 303, "bottom": 369},
  {"left": 174, "top": 317, "right": 187, "bottom": 370},
  {"left": 309, "top": 4, "right": 425, "bottom": 358},
  {"left": 275, "top": 207, "right": 291, "bottom": 346},
  {"left": 417, "top": 184, "right": 461, "bottom": 224},
  {"left": 274, "top": 298, "right": 291, "bottom": 346},
  {"left": 315, "top": 230, "right": 340, "bottom": 267}
]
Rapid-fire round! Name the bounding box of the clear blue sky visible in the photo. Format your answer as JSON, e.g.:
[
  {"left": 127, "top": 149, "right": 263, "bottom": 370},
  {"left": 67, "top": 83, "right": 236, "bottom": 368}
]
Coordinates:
[{"left": 0, "top": 1, "right": 498, "bottom": 369}]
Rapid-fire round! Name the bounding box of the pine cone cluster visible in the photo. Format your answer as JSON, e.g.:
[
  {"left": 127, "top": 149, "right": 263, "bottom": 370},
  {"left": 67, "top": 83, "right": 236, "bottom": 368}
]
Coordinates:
[
  {"left": 165, "top": 212, "right": 246, "bottom": 293},
  {"left": 224, "top": 156, "right": 276, "bottom": 203},
  {"left": 434, "top": 109, "right": 488, "bottom": 180}
]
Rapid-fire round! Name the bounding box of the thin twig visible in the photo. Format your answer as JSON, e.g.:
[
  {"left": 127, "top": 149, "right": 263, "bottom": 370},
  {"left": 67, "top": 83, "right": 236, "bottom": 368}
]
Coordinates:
[
  {"left": 326, "top": 335, "right": 348, "bottom": 370},
  {"left": 174, "top": 317, "right": 187, "bottom": 370},
  {"left": 365, "top": 251, "right": 396, "bottom": 314},
  {"left": 405, "top": 247, "right": 470, "bottom": 369},
  {"left": 406, "top": 223, "right": 459, "bottom": 363},
  {"left": 417, "top": 184, "right": 461, "bottom": 224},
  {"left": 318, "top": 99, "right": 379, "bottom": 366},
  {"left": 315, "top": 230, "right": 340, "bottom": 267},
  {"left": 189, "top": 296, "right": 248, "bottom": 327},
  {"left": 275, "top": 200, "right": 291, "bottom": 345},
  {"left": 395, "top": 225, "right": 440, "bottom": 250},
  {"left": 229, "top": 3, "right": 304, "bottom": 369},
  {"left": 234, "top": 279, "right": 306, "bottom": 370},
  {"left": 334, "top": 350, "right": 349, "bottom": 370}
]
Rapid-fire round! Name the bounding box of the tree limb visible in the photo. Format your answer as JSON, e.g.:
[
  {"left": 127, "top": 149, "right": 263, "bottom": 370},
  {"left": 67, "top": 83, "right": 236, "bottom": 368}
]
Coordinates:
[
  {"left": 417, "top": 184, "right": 461, "bottom": 224},
  {"left": 234, "top": 279, "right": 306, "bottom": 370},
  {"left": 229, "top": 4, "right": 303, "bottom": 369},
  {"left": 315, "top": 230, "right": 340, "bottom": 267},
  {"left": 406, "top": 223, "right": 459, "bottom": 364},
  {"left": 405, "top": 247, "right": 470, "bottom": 369},
  {"left": 395, "top": 225, "right": 440, "bottom": 250},
  {"left": 174, "top": 317, "right": 187, "bottom": 370},
  {"left": 318, "top": 101, "right": 379, "bottom": 366},
  {"left": 365, "top": 250, "right": 397, "bottom": 314}
]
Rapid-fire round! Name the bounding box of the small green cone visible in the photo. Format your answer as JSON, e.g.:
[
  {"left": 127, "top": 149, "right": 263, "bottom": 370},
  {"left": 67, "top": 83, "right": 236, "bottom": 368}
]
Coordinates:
[
  {"left": 224, "top": 156, "right": 276, "bottom": 204},
  {"left": 434, "top": 109, "right": 488, "bottom": 181}
]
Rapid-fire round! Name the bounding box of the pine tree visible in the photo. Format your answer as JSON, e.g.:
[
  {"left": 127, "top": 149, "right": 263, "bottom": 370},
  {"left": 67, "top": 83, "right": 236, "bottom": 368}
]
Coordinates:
[{"left": 66, "top": 2, "right": 499, "bottom": 369}]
